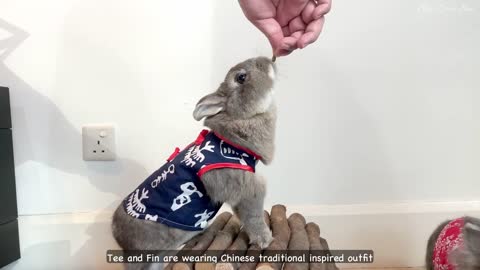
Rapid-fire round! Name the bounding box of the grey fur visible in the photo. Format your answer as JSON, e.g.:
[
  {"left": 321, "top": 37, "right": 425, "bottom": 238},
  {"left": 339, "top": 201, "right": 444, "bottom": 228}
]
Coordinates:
[
  {"left": 112, "top": 206, "right": 200, "bottom": 270},
  {"left": 202, "top": 57, "right": 277, "bottom": 164},
  {"left": 198, "top": 57, "right": 276, "bottom": 247},
  {"left": 111, "top": 57, "right": 277, "bottom": 269},
  {"left": 426, "top": 216, "right": 480, "bottom": 270},
  {"left": 201, "top": 169, "right": 272, "bottom": 248}
]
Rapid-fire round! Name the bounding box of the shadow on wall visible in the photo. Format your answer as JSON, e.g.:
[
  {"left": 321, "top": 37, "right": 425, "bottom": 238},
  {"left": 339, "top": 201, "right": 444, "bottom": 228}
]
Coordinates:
[
  {"left": 0, "top": 18, "right": 147, "bottom": 197},
  {"left": 0, "top": 18, "right": 142, "bottom": 269}
]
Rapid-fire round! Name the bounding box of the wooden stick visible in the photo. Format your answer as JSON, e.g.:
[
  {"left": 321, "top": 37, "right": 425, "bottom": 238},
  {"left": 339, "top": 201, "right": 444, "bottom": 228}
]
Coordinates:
[
  {"left": 318, "top": 237, "right": 339, "bottom": 270},
  {"left": 256, "top": 205, "right": 291, "bottom": 270},
  {"left": 234, "top": 211, "right": 271, "bottom": 270},
  {"left": 270, "top": 205, "right": 291, "bottom": 245},
  {"left": 227, "top": 228, "right": 250, "bottom": 253},
  {"left": 164, "top": 234, "right": 202, "bottom": 270},
  {"left": 305, "top": 222, "right": 326, "bottom": 270},
  {"left": 216, "top": 229, "right": 249, "bottom": 270},
  {"left": 196, "top": 215, "right": 241, "bottom": 270},
  {"left": 284, "top": 213, "right": 309, "bottom": 270},
  {"left": 172, "top": 212, "right": 232, "bottom": 270}
]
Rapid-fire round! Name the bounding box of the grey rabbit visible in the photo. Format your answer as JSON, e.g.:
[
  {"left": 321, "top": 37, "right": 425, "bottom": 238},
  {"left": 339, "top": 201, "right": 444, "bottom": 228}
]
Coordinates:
[
  {"left": 111, "top": 56, "right": 277, "bottom": 270},
  {"left": 426, "top": 216, "right": 480, "bottom": 270}
]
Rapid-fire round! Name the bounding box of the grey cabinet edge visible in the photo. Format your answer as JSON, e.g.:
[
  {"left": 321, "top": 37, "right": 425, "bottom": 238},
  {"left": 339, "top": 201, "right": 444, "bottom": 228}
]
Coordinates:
[{"left": 0, "top": 87, "right": 12, "bottom": 129}]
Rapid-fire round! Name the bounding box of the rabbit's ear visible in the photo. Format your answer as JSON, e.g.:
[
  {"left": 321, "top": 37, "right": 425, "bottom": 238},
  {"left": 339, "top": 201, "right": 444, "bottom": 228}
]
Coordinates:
[{"left": 193, "top": 93, "right": 226, "bottom": 121}]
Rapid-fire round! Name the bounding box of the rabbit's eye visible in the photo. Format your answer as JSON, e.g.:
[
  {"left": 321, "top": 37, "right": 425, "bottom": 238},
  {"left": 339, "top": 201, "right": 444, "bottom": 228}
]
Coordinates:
[{"left": 235, "top": 73, "right": 247, "bottom": 84}]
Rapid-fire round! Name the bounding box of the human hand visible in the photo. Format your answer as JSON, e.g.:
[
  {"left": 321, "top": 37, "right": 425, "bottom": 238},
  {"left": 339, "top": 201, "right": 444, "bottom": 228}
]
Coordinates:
[{"left": 239, "top": 0, "right": 331, "bottom": 57}]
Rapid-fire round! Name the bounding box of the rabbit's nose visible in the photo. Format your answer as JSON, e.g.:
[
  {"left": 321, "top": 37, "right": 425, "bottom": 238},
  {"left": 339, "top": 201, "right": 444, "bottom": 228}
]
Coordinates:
[{"left": 255, "top": 57, "right": 274, "bottom": 72}]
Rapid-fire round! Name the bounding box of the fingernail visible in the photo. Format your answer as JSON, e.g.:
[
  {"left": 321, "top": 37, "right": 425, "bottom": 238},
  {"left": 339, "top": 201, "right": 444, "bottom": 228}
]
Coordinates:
[
  {"left": 299, "top": 40, "right": 311, "bottom": 49},
  {"left": 281, "top": 43, "right": 291, "bottom": 50}
]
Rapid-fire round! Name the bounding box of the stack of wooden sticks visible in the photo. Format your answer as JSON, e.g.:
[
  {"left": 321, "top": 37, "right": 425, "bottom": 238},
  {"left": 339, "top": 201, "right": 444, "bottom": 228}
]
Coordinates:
[{"left": 165, "top": 205, "right": 338, "bottom": 270}]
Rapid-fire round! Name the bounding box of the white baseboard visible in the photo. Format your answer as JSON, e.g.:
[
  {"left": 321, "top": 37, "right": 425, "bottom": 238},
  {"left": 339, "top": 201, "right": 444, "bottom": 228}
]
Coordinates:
[
  {"left": 283, "top": 200, "right": 480, "bottom": 216},
  {"left": 4, "top": 201, "right": 480, "bottom": 270},
  {"left": 281, "top": 201, "right": 480, "bottom": 268}
]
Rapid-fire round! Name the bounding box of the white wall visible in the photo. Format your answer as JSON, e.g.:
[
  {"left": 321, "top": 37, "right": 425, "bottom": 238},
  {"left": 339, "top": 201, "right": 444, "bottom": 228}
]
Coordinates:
[
  {"left": 2, "top": 0, "right": 216, "bottom": 215},
  {"left": 1, "top": 0, "right": 480, "bottom": 269},
  {"left": 3, "top": 0, "right": 479, "bottom": 215},
  {"left": 211, "top": 0, "right": 480, "bottom": 204}
]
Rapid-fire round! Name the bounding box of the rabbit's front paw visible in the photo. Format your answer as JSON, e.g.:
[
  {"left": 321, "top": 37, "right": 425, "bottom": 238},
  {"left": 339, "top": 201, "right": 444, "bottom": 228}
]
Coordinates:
[{"left": 250, "top": 229, "right": 273, "bottom": 249}]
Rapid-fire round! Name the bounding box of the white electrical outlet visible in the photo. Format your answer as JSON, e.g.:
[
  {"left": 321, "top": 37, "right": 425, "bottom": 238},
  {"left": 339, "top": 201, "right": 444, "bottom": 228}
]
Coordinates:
[{"left": 82, "top": 124, "right": 116, "bottom": 161}]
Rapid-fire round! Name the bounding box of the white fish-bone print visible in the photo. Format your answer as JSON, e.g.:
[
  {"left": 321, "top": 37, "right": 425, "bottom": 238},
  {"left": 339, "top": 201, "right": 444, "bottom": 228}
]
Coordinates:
[
  {"left": 220, "top": 141, "right": 250, "bottom": 165},
  {"left": 126, "top": 188, "right": 150, "bottom": 217},
  {"left": 181, "top": 141, "right": 215, "bottom": 167}
]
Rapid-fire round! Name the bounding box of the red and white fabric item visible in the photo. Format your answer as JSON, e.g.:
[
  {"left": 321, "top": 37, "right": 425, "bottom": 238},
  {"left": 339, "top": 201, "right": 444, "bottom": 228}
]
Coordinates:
[{"left": 433, "top": 217, "right": 465, "bottom": 270}]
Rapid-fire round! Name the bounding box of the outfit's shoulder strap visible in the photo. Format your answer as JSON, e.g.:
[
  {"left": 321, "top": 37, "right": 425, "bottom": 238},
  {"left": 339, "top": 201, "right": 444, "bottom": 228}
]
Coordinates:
[
  {"left": 195, "top": 131, "right": 258, "bottom": 177},
  {"left": 197, "top": 162, "right": 255, "bottom": 177}
]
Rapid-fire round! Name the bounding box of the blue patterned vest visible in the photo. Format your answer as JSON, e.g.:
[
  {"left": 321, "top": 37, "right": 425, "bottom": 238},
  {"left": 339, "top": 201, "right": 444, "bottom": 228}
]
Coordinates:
[{"left": 122, "top": 130, "right": 259, "bottom": 231}]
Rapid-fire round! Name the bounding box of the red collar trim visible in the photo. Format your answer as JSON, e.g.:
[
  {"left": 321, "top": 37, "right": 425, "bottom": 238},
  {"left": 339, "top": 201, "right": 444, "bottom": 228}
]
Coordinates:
[
  {"left": 194, "top": 129, "right": 210, "bottom": 145},
  {"left": 212, "top": 131, "right": 263, "bottom": 160}
]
